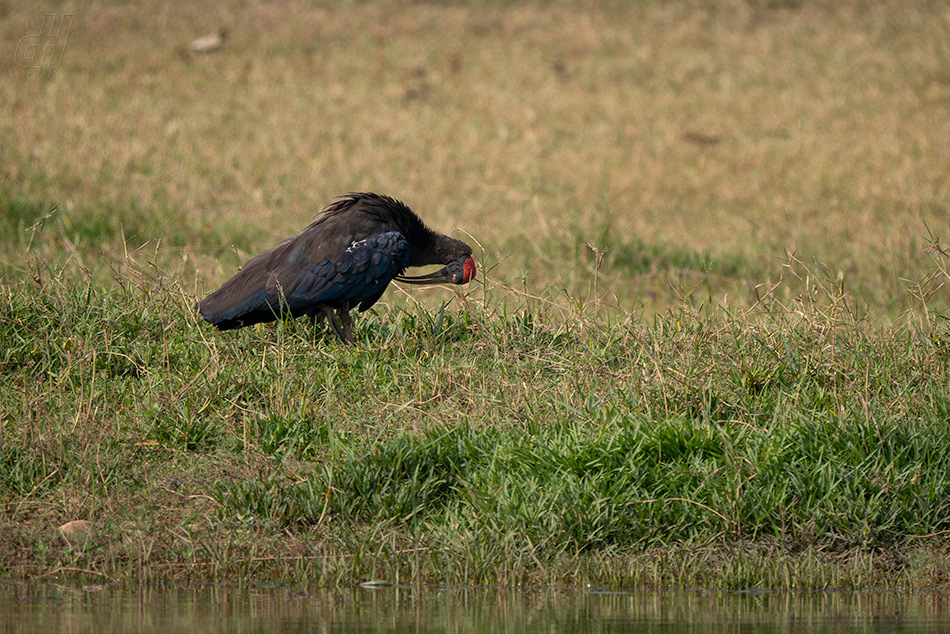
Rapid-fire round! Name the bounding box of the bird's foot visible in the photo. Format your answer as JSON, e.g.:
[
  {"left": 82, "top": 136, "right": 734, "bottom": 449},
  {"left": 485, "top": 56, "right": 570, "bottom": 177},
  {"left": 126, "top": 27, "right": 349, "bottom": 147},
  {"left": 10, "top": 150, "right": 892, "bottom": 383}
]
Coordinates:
[
  {"left": 337, "top": 307, "right": 354, "bottom": 344},
  {"left": 319, "top": 305, "right": 347, "bottom": 342}
]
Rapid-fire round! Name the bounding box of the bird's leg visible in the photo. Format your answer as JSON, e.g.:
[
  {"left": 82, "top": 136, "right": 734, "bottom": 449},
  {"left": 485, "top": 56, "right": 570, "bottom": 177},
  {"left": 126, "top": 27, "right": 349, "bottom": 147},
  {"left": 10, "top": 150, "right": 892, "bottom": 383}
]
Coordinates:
[
  {"left": 319, "top": 305, "right": 346, "bottom": 341},
  {"left": 337, "top": 305, "right": 354, "bottom": 344},
  {"left": 309, "top": 310, "right": 326, "bottom": 329}
]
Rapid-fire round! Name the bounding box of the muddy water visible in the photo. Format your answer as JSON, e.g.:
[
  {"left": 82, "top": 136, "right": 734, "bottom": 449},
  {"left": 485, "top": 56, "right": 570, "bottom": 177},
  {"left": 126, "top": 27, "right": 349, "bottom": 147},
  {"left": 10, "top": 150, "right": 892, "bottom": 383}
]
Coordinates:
[{"left": 3, "top": 581, "right": 949, "bottom": 633}]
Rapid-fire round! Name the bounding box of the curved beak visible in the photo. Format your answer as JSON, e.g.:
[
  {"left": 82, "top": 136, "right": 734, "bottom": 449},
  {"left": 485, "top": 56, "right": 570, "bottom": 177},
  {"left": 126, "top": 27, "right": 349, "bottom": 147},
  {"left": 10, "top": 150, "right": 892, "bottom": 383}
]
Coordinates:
[
  {"left": 395, "top": 256, "right": 476, "bottom": 286},
  {"left": 395, "top": 268, "right": 455, "bottom": 285}
]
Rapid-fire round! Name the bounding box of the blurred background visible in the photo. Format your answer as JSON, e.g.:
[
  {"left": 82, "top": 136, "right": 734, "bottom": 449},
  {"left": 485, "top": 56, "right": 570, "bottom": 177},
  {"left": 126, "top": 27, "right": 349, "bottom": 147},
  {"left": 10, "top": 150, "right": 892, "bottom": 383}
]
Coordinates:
[{"left": 3, "top": 0, "right": 949, "bottom": 322}]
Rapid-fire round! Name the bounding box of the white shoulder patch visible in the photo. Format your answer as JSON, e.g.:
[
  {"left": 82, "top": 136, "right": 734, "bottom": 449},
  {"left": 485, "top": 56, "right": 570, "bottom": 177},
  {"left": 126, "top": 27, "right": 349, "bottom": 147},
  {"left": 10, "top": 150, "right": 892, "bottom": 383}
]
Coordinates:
[{"left": 345, "top": 238, "right": 371, "bottom": 253}]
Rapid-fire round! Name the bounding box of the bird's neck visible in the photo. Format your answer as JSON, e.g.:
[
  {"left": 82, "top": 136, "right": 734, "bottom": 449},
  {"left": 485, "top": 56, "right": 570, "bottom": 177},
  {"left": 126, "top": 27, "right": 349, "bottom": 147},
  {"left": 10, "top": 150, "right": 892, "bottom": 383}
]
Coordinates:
[{"left": 408, "top": 231, "right": 466, "bottom": 267}]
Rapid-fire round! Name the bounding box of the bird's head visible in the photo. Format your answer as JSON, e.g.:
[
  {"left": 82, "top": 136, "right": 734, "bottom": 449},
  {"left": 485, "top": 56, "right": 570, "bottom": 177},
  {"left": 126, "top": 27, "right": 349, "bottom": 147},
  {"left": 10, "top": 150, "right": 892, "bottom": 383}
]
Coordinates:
[{"left": 396, "top": 255, "right": 476, "bottom": 286}]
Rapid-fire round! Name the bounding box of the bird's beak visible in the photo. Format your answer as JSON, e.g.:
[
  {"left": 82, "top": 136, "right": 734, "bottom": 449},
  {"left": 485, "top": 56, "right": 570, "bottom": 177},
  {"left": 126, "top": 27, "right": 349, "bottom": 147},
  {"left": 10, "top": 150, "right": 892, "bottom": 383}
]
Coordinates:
[
  {"left": 396, "top": 256, "right": 476, "bottom": 286},
  {"left": 395, "top": 268, "right": 455, "bottom": 285}
]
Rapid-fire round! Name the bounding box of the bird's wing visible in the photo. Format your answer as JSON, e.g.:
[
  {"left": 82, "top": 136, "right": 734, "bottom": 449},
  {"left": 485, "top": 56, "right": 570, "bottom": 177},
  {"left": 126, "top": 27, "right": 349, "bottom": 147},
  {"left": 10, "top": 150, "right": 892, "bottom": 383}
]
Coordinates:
[
  {"left": 198, "top": 204, "right": 409, "bottom": 326},
  {"left": 276, "top": 231, "right": 410, "bottom": 312}
]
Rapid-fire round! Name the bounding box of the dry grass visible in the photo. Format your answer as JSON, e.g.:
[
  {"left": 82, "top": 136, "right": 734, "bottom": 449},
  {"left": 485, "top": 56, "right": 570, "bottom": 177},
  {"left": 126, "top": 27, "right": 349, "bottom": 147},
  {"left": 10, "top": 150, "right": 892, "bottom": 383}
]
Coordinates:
[{"left": 3, "top": 0, "right": 949, "bottom": 318}]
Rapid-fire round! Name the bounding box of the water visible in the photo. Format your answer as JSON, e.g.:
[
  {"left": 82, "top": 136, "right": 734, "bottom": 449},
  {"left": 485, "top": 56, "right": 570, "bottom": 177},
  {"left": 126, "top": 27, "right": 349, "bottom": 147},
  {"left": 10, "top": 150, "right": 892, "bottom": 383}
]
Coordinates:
[{"left": 3, "top": 581, "right": 950, "bottom": 633}]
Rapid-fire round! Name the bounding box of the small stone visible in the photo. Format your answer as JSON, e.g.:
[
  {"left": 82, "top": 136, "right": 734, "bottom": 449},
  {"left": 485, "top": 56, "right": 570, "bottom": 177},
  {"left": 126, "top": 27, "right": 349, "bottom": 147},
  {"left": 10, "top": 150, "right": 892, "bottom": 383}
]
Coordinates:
[{"left": 58, "top": 520, "right": 93, "bottom": 539}]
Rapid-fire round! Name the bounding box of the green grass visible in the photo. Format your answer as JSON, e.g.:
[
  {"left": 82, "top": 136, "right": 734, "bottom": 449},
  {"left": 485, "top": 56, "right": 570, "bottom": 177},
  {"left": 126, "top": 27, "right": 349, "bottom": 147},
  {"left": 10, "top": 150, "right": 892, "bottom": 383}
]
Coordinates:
[
  {"left": 4, "top": 251, "right": 950, "bottom": 588},
  {"left": 3, "top": 0, "right": 950, "bottom": 589}
]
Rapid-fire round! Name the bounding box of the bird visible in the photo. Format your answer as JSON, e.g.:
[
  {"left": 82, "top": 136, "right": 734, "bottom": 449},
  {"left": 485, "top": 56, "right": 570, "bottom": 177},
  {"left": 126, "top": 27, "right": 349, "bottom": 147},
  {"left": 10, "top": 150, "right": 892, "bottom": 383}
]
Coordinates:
[{"left": 197, "top": 192, "right": 476, "bottom": 342}]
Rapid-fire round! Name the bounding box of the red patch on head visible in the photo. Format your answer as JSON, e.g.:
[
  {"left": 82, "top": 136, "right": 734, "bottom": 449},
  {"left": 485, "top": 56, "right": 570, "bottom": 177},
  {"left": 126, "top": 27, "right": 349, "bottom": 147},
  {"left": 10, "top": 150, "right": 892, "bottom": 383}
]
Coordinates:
[{"left": 462, "top": 257, "right": 476, "bottom": 283}]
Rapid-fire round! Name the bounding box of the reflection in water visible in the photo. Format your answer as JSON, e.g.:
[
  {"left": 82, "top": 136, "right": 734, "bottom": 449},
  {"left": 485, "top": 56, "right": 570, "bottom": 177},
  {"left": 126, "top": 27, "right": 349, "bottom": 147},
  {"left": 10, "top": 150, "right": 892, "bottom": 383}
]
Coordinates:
[{"left": 3, "top": 581, "right": 950, "bottom": 633}]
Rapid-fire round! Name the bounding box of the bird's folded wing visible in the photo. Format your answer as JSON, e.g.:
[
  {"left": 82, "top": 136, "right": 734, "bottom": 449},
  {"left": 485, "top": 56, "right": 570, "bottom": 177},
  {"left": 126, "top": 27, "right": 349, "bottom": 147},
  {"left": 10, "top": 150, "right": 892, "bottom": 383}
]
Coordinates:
[
  {"left": 279, "top": 232, "right": 410, "bottom": 310},
  {"left": 198, "top": 232, "right": 409, "bottom": 324}
]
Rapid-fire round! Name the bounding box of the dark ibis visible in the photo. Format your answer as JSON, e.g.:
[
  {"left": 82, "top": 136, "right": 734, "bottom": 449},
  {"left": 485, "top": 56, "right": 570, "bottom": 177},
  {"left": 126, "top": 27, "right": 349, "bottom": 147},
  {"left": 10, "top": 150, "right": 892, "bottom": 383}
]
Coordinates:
[{"left": 197, "top": 192, "right": 476, "bottom": 342}]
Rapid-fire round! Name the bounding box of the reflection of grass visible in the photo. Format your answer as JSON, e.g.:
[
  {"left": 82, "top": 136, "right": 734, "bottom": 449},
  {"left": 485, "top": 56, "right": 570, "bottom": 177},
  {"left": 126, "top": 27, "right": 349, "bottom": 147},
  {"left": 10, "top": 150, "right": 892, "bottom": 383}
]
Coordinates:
[{"left": 4, "top": 0, "right": 950, "bottom": 588}]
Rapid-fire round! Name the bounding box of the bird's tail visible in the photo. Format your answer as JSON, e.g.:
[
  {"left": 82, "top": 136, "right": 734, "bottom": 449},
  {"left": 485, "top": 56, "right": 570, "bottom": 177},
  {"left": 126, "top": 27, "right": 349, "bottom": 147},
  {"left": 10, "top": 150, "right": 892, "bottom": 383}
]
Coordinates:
[{"left": 197, "top": 274, "right": 280, "bottom": 329}]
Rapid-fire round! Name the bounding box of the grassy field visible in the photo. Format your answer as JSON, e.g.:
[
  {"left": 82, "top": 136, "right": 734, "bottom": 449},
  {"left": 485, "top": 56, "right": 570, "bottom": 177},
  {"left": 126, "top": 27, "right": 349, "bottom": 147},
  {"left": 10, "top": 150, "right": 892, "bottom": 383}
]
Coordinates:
[{"left": 3, "top": 0, "right": 950, "bottom": 589}]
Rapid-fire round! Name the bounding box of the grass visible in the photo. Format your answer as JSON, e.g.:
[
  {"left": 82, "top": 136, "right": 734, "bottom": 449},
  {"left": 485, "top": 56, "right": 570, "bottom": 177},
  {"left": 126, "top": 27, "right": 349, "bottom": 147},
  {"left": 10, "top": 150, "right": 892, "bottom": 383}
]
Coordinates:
[
  {"left": 4, "top": 252, "right": 950, "bottom": 589},
  {"left": 4, "top": 0, "right": 950, "bottom": 316},
  {"left": 3, "top": 0, "right": 950, "bottom": 589}
]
